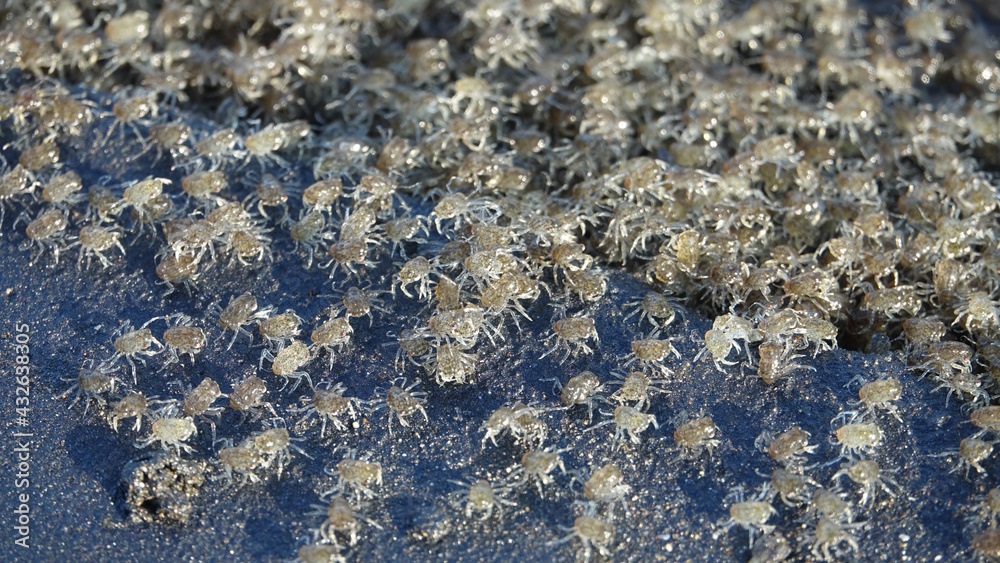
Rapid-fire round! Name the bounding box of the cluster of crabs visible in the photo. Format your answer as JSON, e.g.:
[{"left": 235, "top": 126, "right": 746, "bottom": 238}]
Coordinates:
[{"left": 4, "top": 0, "right": 1000, "bottom": 559}]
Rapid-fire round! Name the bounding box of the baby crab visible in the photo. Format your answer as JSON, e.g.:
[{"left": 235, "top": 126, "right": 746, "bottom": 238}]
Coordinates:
[
  {"left": 578, "top": 462, "right": 632, "bottom": 517},
  {"left": 754, "top": 338, "right": 814, "bottom": 385},
  {"left": 173, "top": 377, "right": 226, "bottom": 441},
  {"left": 388, "top": 327, "right": 433, "bottom": 368},
  {"left": 180, "top": 170, "right": 227, "bottom": 205},
  {"left": 588, "top": 405, "right": 659, "bottom": 452},
  {"left": 938, "top": 437, "right": 994, "bottom": 477},
  {"left": 510, "top": 403, "right": 550, "bottom": 450},
  {"left": 323, "top": 449, "right": 383, "bottom": 501},
  {"left": 0, "top": 164, "right": 36, "bottom": 230},
  {"left": 293, "top": 382, "right": 360, "bottom": 439},
  {"left": 302, "top": 178, "right": 343, "bottom": 215},
  {"left": 326, "top": 286, "right": 387, "bottom": 327},
  {"left": 20, "top": 208, "right": 68, "bottom": 265},
  {"left": 260, "top": 339, "right": 313, "bottom": 392},
  {"left": 807, "top": 487, "right": 855, "bottom": 524},
  {"left": 934, "top": 365, "right": 990, "bottom": 409},
  {"left": 243, "top": 123, "right": 298, "bottom": 171},
  {"left": 806, "top": 518, "right": 862, "bottom": 561},
  {"left": 563, "top": 268, "right": 608, "bottom": 303},
  {"left": 336, "top": 203, "right": 379, "bottom": 243},
  {"left": 18, "top": 139, "right": 60, "bottom": 177},
  {"left": 972, "top": 406, "right": 1000, "bottom": 439},
  {"left": 832, "top": 422, "right": 882, "bottom": 460},
  {"left": 371, "top": 378, "right": 428, "bottom": 435},
  {"left": 216, "top": 439, "right": 264, "bottom": 486},
  {"left": 155, "top": 252, "right": 199, "bottom": 295},
  {"left": 553, "top": 370, "right": 604, "bottom": 421},
  {"left": 41, "top": 171, "right": 84, "bottom": 208},
  {"left": 160, "top": 313, "right": 207, "bottom": 368},
  {"left": 103, "top": 89, "right": 158, "bottom": 144},
  {"left": 480, "top": 402, "right": 549, "bottom": 450},
  {"left": 211, "top": 292, "right": 275, "bottom": 350},
  {"left": 430, "top": 191, "right": 500, "bottom": 234},
  {"left": 901, "top": 317, "right": 946, "bottom": 353},
  {"left": 607, "top": 370, "right": 668, "bottom": 411},
  {"left": 250, "top": 425, "right": 311, "bottom": 479},
  {"left": 836, "top": 377, "right": 903, "bottom": 423},
  {"left": 109, "top": 318, "right": 165, "bottom": 382},
  {"left": 309, "top": 494, "right": 383, "bottom": 547},
  {"left": 674, "top": 414, "right": 721, "bottom": 458},
  {"left": 310, "top": 316, "right": 354, "bottom": 369},
  {"left": 228, "top": 375, "right": 278, "bottom": 422},
  {"left": 391, "top": 255, "right": 435, "bottom": 300},
  {"left": 148, "top": 120, "right": 192, "bottom": 163},
  {"left": 243, "top": 173, "right": 290, "bottom": 220},
  {"left": 479, "top": 270, "right": 543, "bottom": 326},
  {"left": 832, "top": 459, "right": 900, "bottom": 506},
  {"left": 258, "top": 309, "right": 303, "bottom": 352},
  {"left": 540, "top": 313, "right": 599, "bottom": 363},
  {"left": 974, "top": 529, "right": 1000, "bottom": 560},
  {"left": 108, "top": 391, "right": 163, "bottom": 433},
  {"left": 696, "top": 314, "right": 759, "bottom": 372},
  {"left": 353, "top": 172, "right": 405, "bottom": 213},
  {"left": 72, "top": 224, "right": 126, "bottom": 270},
  {"left": 384, "top": 215, "right": 429, "bottom": 259},
  {"left": 717, "top": 486, "right": 777, "bottom": 547},
  {"left": 794, "top": 316, "right": 838, "bottom": 358},
  {"left": 432, "top": 274, "right": 465, "bottom": 310},
  {"left": 952, "top": 291, "right": 1000, "bottom": 336},
  {"left": 623, "top": 291, "right": 680, "bottom": 330},
  {"left": 112, "top": 177, "right": 172, "bottom": 231},
  {"left": 59, "top": 361, "right": 120, "bottom": 416},
  {"left": 916, "top": 341, "right": 975, "bottom": 379},
  {"left": 289, "top": 210, "right": 334, "bottom": 269},
  {"left": 135, "top": 416, "right": 198, "bottom": 455},
  {"left": 511, "top": 447, "right": 568, "bottom": 496},
  {"left": 862, "top": 285, "right": 924, "bottom": 320},
  {"left": 755, "top": 426, "right": 818, "bottom": 470},
  {"left": 427, "top": 305, "right": 496, "bottom": 349},
  {"left": 767, "top": 468, "right": 818, "bottom": 507},
  {"left": 449, "top": 478, "right": 517, "bottom": 520},
  {"left": 548, "top": 243, "right": 595, "bottom": 284},
  {"left": 429, "top": 342, "right": 478, "bottom": 386},
  {"left": 227, "top": 229, "right": 270, "bottom": 269},
  {"left": 548, "top": 510, "right": 615, "bottom": 559},
  {"left": 624, "top": 333, "right": 681, "bottom": 376},
  {"left": 970, "top": 488, "right": 1000, "bottom": 528},
  {"left": 191, "top": 127, "right": 243, "bottom": 170}
]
